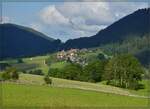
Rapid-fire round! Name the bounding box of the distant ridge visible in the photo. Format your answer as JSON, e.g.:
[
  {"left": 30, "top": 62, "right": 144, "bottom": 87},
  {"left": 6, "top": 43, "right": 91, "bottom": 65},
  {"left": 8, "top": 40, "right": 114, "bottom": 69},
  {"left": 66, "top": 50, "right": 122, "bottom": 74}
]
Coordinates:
[
  {"left": 0, "top": 23, "right": 61, "bottom": 59},
  {"left": 63, "top": 8, "right": 150, "bottom": 49}
]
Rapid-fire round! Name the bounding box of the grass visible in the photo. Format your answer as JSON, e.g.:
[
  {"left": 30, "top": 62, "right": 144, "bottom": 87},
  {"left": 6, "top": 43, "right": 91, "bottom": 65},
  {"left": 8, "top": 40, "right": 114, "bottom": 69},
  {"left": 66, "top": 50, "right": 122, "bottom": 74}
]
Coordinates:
[
  {"left": 2, "top": 55, "right": 69, "bottom": 74},
  {"left": 98, "top": 80, "right": 150, "bottom": 97},
  {"left": 17, "top": 74, "right": 131, "bottom": 96},
  {"left": 23, "top": 55, "right": 49, "bottom": 73},
  {"left": 1, "top": 55, "right": 150, "bottom": 108},
  {"left": 2, "top": 83, "right": 149, "bottom": 108},
  {"left": 1, "top": 72, "right": 149, "bottom": 108},
  {"left": 50, "top": 61, "right": 69, "bottom": 69},
  {"left": 1, "top": 73, "right": 149, "bottom": 97},
  {"left": 0, "top": 55, "right": 50, "bottom": 74},
  {"left": 129, "top": 80, "right": 150, "bottom": 97}
]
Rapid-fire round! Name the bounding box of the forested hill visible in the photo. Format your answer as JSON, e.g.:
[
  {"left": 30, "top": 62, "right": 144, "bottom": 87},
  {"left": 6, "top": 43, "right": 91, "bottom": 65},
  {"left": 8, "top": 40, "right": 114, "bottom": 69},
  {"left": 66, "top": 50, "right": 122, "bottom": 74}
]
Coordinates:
[
  {"left": 0, "top": 23, "right": 61, "bottom": 59},
  {"left": 0, "top": 8, "right": 149, "bottom": 61},
  {"left": 63, "top": 8, "right": 150, "bottom": 49}
]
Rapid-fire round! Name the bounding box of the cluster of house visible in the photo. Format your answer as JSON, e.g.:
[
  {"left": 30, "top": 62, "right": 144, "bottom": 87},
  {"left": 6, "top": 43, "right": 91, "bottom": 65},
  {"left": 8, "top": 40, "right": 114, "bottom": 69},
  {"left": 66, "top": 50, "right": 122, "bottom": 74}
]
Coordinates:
[{"left": 56, "top": 49, "right": 87, "bottom": 65}]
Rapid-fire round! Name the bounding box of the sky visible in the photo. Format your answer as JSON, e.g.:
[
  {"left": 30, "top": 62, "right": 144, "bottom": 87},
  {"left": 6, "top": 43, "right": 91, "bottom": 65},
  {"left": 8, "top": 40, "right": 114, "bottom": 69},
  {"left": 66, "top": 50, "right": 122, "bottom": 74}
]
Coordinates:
[{"left": 1, "top": 1, "right": 149, "bottom": 42}]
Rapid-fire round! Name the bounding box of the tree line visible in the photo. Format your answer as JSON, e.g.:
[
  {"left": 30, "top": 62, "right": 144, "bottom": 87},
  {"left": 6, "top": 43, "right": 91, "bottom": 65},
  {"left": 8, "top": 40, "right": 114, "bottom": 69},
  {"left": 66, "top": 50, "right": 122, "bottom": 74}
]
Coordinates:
[
  {"left": 48, "top": 54, "right": 145, "bottom": 90},
  {"left": 100, "top": 35, "right": 150, "bottom": 67},
  {"left": 0, "top": 54, "right": 145, "bottom": 90}
]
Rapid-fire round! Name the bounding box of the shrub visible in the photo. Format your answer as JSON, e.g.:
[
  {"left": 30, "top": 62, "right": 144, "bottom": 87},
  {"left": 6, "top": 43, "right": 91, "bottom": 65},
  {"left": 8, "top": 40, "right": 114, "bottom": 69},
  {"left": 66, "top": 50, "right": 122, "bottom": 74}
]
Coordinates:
[
  {"left": 11, "top": 71, "right": 19, "bottom": 80},
  {"left": 1, "top": 72, "right": 11, "bottom": 81},
  {"left": 17, "top": 58, "right": 24, "bottom": 63},
  {"left": 48, "top": 68, "right": 62, "bottom": 78},
  {"left": 44, "top": 75, "right": 52, "bottom": 85},
  {"left": 97, "top": 53, "right": 106, "bottom": 61},
  {"left": 1, "top": 67, "right": 19, "bottom": 81},
  {"left": 28, "top": 69, "right": 44, "bottom": 75}
]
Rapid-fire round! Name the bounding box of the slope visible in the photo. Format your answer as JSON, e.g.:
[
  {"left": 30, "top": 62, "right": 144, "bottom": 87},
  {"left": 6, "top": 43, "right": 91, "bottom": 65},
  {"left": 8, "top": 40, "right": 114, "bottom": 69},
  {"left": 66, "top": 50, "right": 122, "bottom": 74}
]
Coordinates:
[
  {"left": 0, "top": 23, "right": 61, "bottom": 59},
  {"left": 63, "top": 8, "right": 150, "bottom": 49}
]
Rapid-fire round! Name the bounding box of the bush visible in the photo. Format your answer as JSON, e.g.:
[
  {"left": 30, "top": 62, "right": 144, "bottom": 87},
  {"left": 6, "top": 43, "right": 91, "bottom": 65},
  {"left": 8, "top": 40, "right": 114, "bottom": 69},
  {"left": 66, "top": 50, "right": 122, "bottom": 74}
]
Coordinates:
[
  {"left": 97, "top": 53, "right": 106, "bottom": 61},
  {"left": 48, "top": 68, "right": 62, "bottom": 78},
  {"left": 11, "top": 71, "right": 19, "bottom": 80},
  {"left": 28, "top": 69, "right": 44, "bottom": 75},
  {"left": 17, "top": 58, "right": 24, "bottom": 63},
  {"left": 1, "top": 72, "right": 11, "bottom": 81},
  {"left": 44, "top": 75, "right": 52, "bottom": 85},
  {"left": 1, "top": 67, "right": 19, "bottom": 81},
  {"left": 0, "top": 63, "right": 10, "bottom": 71}
]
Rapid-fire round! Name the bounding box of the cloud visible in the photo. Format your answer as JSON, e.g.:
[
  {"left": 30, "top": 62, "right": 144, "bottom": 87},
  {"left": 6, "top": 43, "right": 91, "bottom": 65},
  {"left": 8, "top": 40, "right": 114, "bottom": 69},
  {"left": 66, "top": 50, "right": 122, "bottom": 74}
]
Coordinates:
[
  {"left": 56, "top": 2, "right": 114, "bottom": 25},
  {"left": 0, "top": 16, "right": 11, "bottom": 24},
  {"left": 30, "top": 23, "right": 42, "bottom": 32},
  {"left": 39, "top": 5, "right": 69, "bottom": 26},
  {"left": 39, "top": 2, "right": 148, "bottom": 41}
]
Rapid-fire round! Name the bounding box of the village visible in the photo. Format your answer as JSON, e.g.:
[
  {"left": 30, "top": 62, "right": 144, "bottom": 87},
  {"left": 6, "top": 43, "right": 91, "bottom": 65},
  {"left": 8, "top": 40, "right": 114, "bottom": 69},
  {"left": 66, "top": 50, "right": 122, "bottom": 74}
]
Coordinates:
[{"left": 56, "top": 48, "right": 89, "bottom": 66}]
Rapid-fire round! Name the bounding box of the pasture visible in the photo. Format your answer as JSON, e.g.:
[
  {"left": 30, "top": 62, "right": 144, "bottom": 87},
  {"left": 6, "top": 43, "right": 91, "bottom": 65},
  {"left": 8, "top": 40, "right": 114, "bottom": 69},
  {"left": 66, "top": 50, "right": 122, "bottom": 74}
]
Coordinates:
[
  {"left": 1, "top": 74, "right": 149, "bottom": 108},
  {"left": 1, "top": 83, "right": 149, "bottom": 108}
]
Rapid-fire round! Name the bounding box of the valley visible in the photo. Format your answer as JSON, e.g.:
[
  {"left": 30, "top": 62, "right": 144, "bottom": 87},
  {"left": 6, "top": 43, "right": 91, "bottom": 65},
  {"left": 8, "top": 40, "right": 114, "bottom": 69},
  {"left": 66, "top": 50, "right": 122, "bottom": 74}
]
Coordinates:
[{"left": 0, "top": 7, "right": 150, "bottom": 108}]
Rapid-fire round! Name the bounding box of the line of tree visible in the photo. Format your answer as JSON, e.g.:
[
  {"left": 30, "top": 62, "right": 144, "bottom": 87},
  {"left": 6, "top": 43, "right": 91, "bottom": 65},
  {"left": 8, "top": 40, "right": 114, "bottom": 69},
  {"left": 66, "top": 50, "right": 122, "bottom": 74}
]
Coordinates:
[
  {"left": 0, "top": 67, "right": 19, "bottom": 81},
  {"left": 48, "top": 54, "right": 145, "bottom": 90},
  {"left": 100, "top": 35, "right": 150, "bottom": 67},
  {"left": 104, "top": 54, "right": 145, "bottom": 90}
]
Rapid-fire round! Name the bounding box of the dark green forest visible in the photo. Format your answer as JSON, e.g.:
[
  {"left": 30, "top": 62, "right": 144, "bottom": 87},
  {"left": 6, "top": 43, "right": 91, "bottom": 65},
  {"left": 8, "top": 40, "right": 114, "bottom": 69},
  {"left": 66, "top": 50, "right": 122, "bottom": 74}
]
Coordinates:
[{"left": 100, "top": 35, "right": 150, "bottom": 67}]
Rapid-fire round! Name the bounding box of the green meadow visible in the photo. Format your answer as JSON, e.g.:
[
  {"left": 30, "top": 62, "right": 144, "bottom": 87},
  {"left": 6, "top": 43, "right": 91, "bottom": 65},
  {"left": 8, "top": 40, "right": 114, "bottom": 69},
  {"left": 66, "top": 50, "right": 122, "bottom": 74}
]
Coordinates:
[
  {"left": 2, "top": 83, "right": 149, "bottom": 108},
  {"left": 0, "top": 74, "right": 149, "bottom": 108},
  {"left": 1, "top": 55, "right": 150, "bottom": 108}
]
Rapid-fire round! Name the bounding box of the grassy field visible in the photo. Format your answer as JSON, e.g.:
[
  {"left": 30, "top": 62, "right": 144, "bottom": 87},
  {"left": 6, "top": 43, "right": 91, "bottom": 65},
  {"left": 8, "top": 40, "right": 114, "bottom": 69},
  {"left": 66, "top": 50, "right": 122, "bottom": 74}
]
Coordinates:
[
  {"left": 0, "top": 74, "right": 149, "bottom": 108},
  {"left": 17, "top": 74, "right": 150, "bottom": 97},
  {"left": 17, "top": 74, "right": 131, "bottom": 95},
  {"left": 2, "top": 83, "right": 149, "bottom": 108},
  {"left": 1, "top": 55, "right": 150, "bottom": 108},
  {"left": 2, "top": 55, "right": 69, "bottom": 74},
  {"left": 23, "top": 55, "right": 49, "bottom": 73},
  {"left": 50, "top": 61, "right": 69, "bottom": 69},
  {"left": 0, "top": 55, "right": 49, "bottom": 74}
]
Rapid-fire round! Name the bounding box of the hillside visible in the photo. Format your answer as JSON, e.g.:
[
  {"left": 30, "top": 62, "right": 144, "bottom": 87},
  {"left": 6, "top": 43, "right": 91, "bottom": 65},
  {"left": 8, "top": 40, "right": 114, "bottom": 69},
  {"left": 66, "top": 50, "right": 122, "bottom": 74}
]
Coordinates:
[
  {"left": 16, "top": 74, "right": 149, "bottom": 97},
  {"left": 0, "top": 23, "right": 61, "bottom": 59},
  {"left": 63, "top": 8, "right": 150, "bottom": 49},
  {"left": 0, "top": 8, "right": 149, "bottom": 67},
  {"left": 100, "top": 35, "right": 150, "bottom": 67},
  {"left": 1, "top": 74, "right": 149, "bottom": 108},
  {"left": 17, "top": 74, "right": 130, "bottom": 96},
  {"left": 3, "top": 83, "right": 148, "bottom": 108}
]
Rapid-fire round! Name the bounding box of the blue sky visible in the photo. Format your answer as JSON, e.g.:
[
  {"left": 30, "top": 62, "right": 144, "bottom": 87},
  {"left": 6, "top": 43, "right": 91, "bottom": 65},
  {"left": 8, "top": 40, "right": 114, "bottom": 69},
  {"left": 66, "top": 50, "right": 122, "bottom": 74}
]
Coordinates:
[{"left": 2, "top": 1, "right": 149, "bottom": 42}]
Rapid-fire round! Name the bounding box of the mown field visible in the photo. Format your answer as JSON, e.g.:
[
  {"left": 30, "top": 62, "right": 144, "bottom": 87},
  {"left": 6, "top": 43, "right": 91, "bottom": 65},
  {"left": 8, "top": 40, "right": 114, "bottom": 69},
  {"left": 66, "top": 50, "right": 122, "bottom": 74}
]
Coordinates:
[
  {"left": 0, "top": 74, "right": 149, "bottom": 108},
  {"left": 1, "top": 83, "right": 149, "bottom": 108}
]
